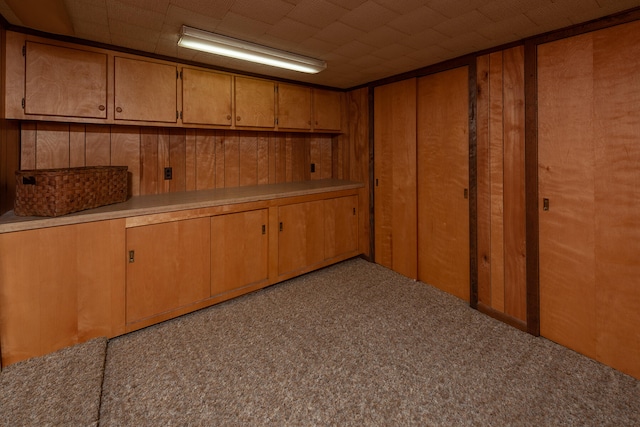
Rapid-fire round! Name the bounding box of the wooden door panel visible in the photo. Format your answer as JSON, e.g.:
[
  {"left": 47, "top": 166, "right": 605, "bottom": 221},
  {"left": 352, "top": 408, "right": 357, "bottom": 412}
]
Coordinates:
[
  {"left": 313, "top": 89, "right": 342, "bottom": 131},
  {"left": 126, "top": 218, "right": 210, "bottom": 324},
  {"left": 538, "top": 33, "right": 597, "bottom": 359},
  {"left": 182, "top": 68, "right": 232, "bottom": 126},
  {"left": 114, "top": 57, "right": 177, "bottom": 123},
  {"left": 592, "top": 22, "right": 640, "bottom": 378},
  {"left": 211, "top": 209, "right": 269, "bottom": 296},
  {"left": 325, "top": 195, "right": 358, "bottom": 259},
  {"left": 278, "top": 83, "right": 311, "bottom": 130},
  {"left": 417, "top": 66, "right": 470, "bottom": 301},
  {"left": 373, "top": 79, "right": 417, "bottom": 279},
  {"left": 235, "top": 77, "right": 275, "bottom": 128},
  {"left": 278, "top": 200, "right": 325, "bottom": 275},
  {"left": 25, "top": 42, "right": 107, "bottom": 119}
]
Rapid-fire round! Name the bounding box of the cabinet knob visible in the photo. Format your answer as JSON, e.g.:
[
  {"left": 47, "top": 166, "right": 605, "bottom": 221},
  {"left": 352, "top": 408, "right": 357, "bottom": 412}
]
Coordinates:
[
  {"left": 236, "top": 116, "right": 241, "bottom": 122},
  {"left": 98, "top": 105, "right": 105, "bottom": 111},
  {"left": 227, "top": 115, "right": 232, "bottom": 121},
  {"left": 116, "top": 107, "right": 123, "bottom": 113}
]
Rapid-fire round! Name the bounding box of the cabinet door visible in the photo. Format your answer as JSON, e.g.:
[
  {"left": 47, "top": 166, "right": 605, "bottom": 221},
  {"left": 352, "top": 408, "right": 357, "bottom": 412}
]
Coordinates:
[
  {"left": 24, "top": 41, "right": 107, "bottom": 119},
  {"left": 234, "top": 76, "right": 275, "bottom": 128},
  {"left": 313, "top": 89, "right": 342, "bottom": 131},
  {"left": 126, "top": 218, "right": 210, "bottom": 324},
  {"left": 211, "top": 209, "right": 268, "bottom": 296},
  {"left": 324, "top": 195, "right": 358, "bottom": 260},
  {"left": 277, "top": 83, "right": 312, "bottom": 130},
  {"left": 0, "top": 220, "right": 125, "bottom": 367},
  {"left": 182, "top": 68, "right": 232, "bottom": 126},
  {"left": 114, "top": 57, "right": 177, "bottom": 123},
  {"left": 278, "top": 200, "right": 325, "bottom": 276}
]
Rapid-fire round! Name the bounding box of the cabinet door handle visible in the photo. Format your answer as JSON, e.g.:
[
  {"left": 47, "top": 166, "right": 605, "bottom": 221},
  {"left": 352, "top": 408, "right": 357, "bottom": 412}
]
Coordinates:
[
  {"left": 116, "top": 106, "right": 123, "bottom": 113},
  {"left": 279, "top": 222, "right": 283, "bottom": 232},
  {"left": 129, "top": 250, "right": 135, "bottom": 263},
  {"left": 543, "top": 198, "right": 550, "bottom": 211},
  {"left": 262, "top": 224, "right": 266, "bottom": 235},
  {"left": 98, "top": 105, "right": 105, "bottom": 111},
  {"left": 236, "top": 116, "right": 241, "bottom": 122},
  {"left": 353, "top": 207, "right": 356, "bottom": 215}
]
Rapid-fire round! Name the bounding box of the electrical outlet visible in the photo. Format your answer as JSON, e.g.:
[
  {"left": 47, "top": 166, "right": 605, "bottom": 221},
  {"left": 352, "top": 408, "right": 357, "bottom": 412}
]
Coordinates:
[
  {"left": 164, "top": 167, "right": 172, "bottom": 180},
  {"left": 310, "top": 163, "right": 316, "bottom": 173}
]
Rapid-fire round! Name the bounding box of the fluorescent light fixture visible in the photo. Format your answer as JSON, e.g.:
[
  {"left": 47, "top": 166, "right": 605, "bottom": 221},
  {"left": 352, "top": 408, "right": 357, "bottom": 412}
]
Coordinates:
[{"left": 178, "top": 26, "right": 326, "bottom": 74}]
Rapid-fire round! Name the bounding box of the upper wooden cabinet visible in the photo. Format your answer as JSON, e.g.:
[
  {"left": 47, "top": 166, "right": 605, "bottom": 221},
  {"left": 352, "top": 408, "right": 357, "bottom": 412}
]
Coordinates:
[
  {"left": 181, "top": 68, "right": 232, "bottom": 126},
  {"left": 313, "top": 89, "right": 342, "bottom": 131},
  {"left": 114, "top": 57, "right": 178, "bottom": 123},
  {"left": 24, "top": 42, "right": 108, "bottom": 119},
  {"left": 234, "top": 76, "right": 275, "bottom": 128},
  {"left": 277, "top": 83, "right": 312, "bottom": 130}
]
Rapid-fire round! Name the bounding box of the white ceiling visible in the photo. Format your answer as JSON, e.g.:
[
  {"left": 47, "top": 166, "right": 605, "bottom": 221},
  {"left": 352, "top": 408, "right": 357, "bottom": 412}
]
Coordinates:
[{"left": 1, "top": 0, "right": 640, "bottom": 89}]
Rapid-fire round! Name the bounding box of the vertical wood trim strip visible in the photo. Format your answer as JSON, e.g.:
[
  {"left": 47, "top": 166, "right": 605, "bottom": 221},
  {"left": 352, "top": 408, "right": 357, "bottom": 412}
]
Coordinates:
[
  {"left": 475, "top": 54, "right": 492, "bottom": 307},
  {"left": 185, "top": 129, "right": 196, "bottom": 191},
  {"left": 524, "top": 39, "right": 540, "bottom": 336},
  {"left": 468, "top": 59, "right": 479, "bottom": 309},
  {"left": 20, "top": 122, "right": 37, "bottom": 169}
]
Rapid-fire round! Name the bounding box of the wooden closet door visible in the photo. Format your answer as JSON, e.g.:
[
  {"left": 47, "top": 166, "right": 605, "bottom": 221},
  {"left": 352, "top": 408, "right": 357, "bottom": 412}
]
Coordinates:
[
  {"left": 373, "top": 78, "right": 417, "bottom": 279},
  {"left": 538, "top": 21, "right": 640, "bottom": 380},
  {"left": 417, "top": 67, "right": 470, "bottom": 301}
]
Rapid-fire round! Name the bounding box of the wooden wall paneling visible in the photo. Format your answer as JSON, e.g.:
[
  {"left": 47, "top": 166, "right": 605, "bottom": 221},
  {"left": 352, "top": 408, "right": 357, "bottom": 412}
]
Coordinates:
[
  {"left": 85, "top": 124, "right": 111, "bottom": 167},
  {"left": 320, "top": 136, "right": 333, "bottom": 179},
  {"left": 239, "top": 132, "right": 258, "bottom": 186},
  {"left": 417, "top": 66, "right": 470, "bottom": 301},
  {"left": 0, "top": 121, "right": 20, "bottom": 215},
  {"left": 35, "top": 122, "right": 70, "bottom": 169},
  {"left": 169, "top": 129, "right": 186, "bottom": 193},
  {"left": 502, "top": 46, "right": 527, "bottom": 321},
  {"left": 309, "top": 136, "right": 321, "bottom": 180},
  {"left": 158, "top": 129, "right": 170, "bottom": 194},
  {"left": 592, "top": 21, "right": 640, "bottom": 379},
  {"left": 20, "top": 122, "right": 37, "bottom": 169},
  {"left": 538, "top": 33, "right": 597, "bottom": 359},
  {"left": 488, "top": 51, "right": 506, "bottom": 312},
  {"left": 347, "top": 88, "right": 371, "bottom": 258},
  {"left": 275, "top": 134, "right": 287, "bottom": 183},
  {"left": 257, "top": 133, "right": 270, "bottom": 185},
  {"left": 139, "top": 128, "right": 159, "bottom": 195},
  {"left": 69, "top": 124, "right": 85, "bottom": 167},
  {"left": 224, "top": 133, "right": 240, "bottom": 187},
  {"left": 214, "top": 131, "right": 225, "bottom": 188},
  {"left": 195, "top": 129, "right": 216, "bottom": 190},
  {"left": 373, "top": 79, "right": 417, "bottom": 279},
  {"left": 268, "top": 134, "right": 277, "bottom": 184},
  {"left": 476, "top": 54, "right": 492, "bottom": 306},
  {"left": 111, "top": 126, "right": 141, "bottom": 196},
  {"left": 185, "top": 129, "right": 196, "bottom": 191}
]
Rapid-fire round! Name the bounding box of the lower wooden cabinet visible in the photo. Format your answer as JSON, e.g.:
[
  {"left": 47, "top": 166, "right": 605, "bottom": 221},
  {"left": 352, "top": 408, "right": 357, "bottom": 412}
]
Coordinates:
[
  {"left": 278, "top": 196, "right": 359, "bottom": 277},
  {"left": 211, "top": 209, "right": 269, "bottom": 296},
  {"left": 0, "top": 186, "right": 362, "bottom": 366},
  {"left": 126, "top": 217, "right": 211, "bottom": 325},
  {"left": 278, "top": 200, "right": 326, "bottom": 276},
  {"left": 0, "top": 220, "right": 125, "bottom": 367}
]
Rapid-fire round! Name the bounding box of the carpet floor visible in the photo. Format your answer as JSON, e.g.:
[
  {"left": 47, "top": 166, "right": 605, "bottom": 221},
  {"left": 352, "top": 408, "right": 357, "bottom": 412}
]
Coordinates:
[{"left": 2, "top": 258, "right": 640, "bottom": 426}]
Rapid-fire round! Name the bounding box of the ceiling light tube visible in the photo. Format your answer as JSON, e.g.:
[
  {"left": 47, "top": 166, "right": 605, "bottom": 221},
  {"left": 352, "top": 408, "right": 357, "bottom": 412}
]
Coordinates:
[{"left": 178, "top": 26, "right": 326, "bottom": 74}]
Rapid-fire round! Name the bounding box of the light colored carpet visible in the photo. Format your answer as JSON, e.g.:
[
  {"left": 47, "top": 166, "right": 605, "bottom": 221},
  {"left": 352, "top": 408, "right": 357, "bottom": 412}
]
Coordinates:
[
  {"left": 0, "top": 336, "right": 107, "bottom": 427},
  {"left": 98, "top": 258, "right": 640, "bottom": 426}
]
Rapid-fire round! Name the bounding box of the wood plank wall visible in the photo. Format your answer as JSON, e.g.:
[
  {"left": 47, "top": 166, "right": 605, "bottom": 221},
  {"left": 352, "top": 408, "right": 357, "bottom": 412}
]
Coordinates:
[
  {"left": 19, "top": 123, "right": 336, "bottom": 197},
  {"left": 476, "top": 46, "right": 527, "bottom": 325}
]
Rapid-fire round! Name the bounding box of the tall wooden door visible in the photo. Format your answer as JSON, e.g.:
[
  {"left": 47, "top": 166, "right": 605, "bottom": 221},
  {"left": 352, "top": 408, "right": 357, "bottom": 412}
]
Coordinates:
[
  {"left": 417, "top": 67, "right": 470, "bottom": 301},
  {"left": 373, "top": 78, "right": 417, "bottom": 279},
  {"left": 538, "top": 20, "right": 640, "bottom": 380}
]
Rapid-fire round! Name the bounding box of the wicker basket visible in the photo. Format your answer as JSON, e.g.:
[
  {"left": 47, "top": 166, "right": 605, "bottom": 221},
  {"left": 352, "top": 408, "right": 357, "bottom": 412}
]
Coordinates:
[{"left": 14, "top": 166, "right": 128, "bottom": 217}]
